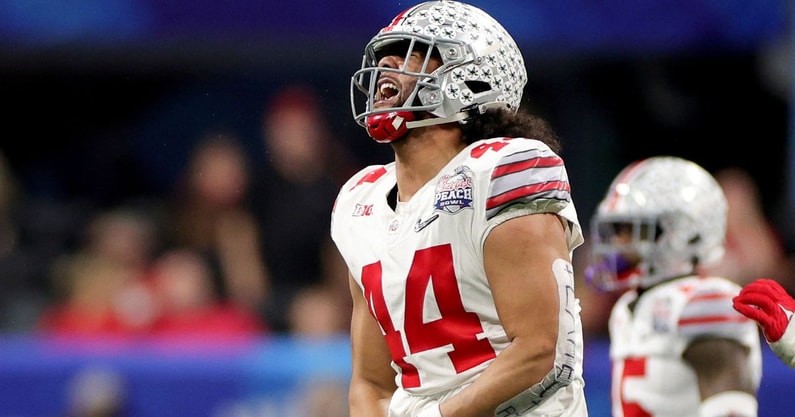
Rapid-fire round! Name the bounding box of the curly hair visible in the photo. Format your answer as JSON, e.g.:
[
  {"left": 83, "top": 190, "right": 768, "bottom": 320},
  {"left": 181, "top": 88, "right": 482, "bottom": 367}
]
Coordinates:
[{"left": 460, "top": 108, "right": 561, "bottom": 154}]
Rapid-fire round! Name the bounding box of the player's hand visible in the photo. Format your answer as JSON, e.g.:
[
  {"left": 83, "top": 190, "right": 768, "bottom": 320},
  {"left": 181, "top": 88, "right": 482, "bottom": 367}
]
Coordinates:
[{"left": 732, "top": 279, "right": 795, "bottom": 342}]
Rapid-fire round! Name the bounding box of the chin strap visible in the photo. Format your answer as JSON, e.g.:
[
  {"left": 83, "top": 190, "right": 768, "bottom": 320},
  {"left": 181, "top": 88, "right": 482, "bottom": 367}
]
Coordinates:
[
  {"left": 405, "top": 112, "right": 468, "bottom": 129},
  {"left": 408, "top": 101, "right": 511, "bottom": 129},
  {"left": 365, "top": 111, "right": 416, "bottom": 143},
  {"left": 365, "top": 102, "right": 512, "bottom": 143}
]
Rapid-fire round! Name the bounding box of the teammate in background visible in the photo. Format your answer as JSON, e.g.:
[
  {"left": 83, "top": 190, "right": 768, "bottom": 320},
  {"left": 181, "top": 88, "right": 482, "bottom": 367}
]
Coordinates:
[
  {"left": 331, "top": 1, "right": 588, "bottom": 416},
  {"left": 733, "top": 278, "right": 795, "bottom": 368},
  {"left": 586, "top": 156, "right": 762, "bottom": 417}
]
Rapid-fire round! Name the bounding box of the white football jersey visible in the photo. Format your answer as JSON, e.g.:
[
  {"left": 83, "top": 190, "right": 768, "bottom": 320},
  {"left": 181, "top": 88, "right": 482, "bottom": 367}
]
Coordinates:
[
  {"left": 608, "top": 275, "right": 762, "bottom": 417},
  {"left": 331, "top": 137, "right": 584, "bottom": 397}
]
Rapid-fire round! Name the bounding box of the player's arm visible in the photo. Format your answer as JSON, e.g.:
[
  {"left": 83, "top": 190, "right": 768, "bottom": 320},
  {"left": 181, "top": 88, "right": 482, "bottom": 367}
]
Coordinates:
[
  {"left": 348, "top": 273, "right": 397, "bottom": 417},
  {"left": 733, "top": 278, "right": 795, "bottom": 368},
  {"left": 437, "top": 213, "right": 572, "bottom": 417},
  {"left": 683, "top": 338, "right": 757, "bottom": 417}
]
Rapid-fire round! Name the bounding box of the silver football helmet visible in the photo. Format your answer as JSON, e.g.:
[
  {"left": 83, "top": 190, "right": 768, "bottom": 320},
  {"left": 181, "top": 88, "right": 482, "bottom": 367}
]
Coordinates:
[
  {"left": 350, "top": 0, "right": 527, "bottom": 143},
  {"left": 587, "top": 156, "right": 728, "bottom": 292}
]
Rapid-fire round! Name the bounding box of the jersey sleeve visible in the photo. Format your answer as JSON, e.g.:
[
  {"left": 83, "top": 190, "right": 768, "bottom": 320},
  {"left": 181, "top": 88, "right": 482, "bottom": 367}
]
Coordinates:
[
  {"left": 481, "top": 138, "right": 583, "bottom": 251},
  {"left": 677, "top": 278, "right": 758, "bottom": 349}
]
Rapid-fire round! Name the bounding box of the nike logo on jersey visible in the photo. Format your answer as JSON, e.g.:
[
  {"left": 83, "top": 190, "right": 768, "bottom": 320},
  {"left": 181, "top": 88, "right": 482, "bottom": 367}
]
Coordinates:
[{"left": 414, "top": 214, "right": 439, "bottom": 232}]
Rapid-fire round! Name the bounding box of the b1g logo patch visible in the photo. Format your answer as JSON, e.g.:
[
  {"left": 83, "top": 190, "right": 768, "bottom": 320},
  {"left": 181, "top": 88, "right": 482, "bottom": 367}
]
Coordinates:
[{"left": 434, "top": 166, "right": 474, "bottom": 214}]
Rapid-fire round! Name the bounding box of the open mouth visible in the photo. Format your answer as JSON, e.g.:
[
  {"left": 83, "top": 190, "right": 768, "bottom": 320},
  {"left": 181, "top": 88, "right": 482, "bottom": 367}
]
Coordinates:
[{"left": 375, "top": 79, "right": 400, "bottom": 107}]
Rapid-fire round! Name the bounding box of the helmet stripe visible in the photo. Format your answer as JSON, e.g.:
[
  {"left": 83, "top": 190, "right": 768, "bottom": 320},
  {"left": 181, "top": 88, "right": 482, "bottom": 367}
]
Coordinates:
[
  {"left": 385, "top": 5, "right": 421, "bottom": 31},
  {"left": 605, "top": 159, "right": 647, "bottom": 210}
]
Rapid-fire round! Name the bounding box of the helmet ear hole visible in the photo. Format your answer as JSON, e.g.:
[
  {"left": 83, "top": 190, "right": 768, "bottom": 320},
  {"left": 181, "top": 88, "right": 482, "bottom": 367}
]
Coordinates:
[
  {"left": 653, "top": 223, "right": 664, "bottom": 242},
  {"left": 465, "top": 80, "right": 491, "bottom": 94}
]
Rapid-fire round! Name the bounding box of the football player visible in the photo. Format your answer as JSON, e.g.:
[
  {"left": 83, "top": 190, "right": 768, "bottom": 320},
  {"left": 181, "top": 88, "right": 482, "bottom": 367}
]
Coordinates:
[
  {"left": 331, "top": 1, "right": 589, "bottom": 416},
  {"left": 587, "top": 156, "right": 762, "bottom": 417},
  {"left": 733, "top": 278, "right": 795, "bottom": 368}
]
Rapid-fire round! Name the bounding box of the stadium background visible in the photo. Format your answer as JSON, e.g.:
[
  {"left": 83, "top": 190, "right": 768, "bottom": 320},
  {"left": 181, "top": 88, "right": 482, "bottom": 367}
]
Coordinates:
[{"left": 0, "top": 0, "right": 792, "bottom": 415}]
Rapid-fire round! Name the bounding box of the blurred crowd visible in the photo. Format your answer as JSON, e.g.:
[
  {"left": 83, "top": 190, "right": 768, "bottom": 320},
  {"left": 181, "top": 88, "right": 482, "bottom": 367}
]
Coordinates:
[{"left": 0, "top": 84, "right": 358, "bottom": 342}]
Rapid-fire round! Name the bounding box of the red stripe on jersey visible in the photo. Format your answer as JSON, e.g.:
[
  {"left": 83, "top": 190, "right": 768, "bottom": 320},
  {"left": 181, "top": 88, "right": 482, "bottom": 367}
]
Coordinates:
[
  {"left": 678, "top": 315, "right": 750, "bottom": 326},
  {"left": 350, "top": 167, "right": 387, "bottom": 191},
  {"left": 690, "top": 292, "right": 732, "bottom": 302},
  {"left": 492, "top": 155, "right": 563, "bottom": 178},
  {"left": 485, "top": 180, "right": 570, "bottom": 210}
]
